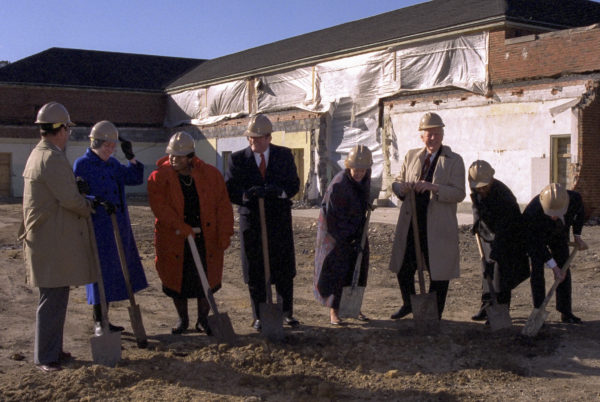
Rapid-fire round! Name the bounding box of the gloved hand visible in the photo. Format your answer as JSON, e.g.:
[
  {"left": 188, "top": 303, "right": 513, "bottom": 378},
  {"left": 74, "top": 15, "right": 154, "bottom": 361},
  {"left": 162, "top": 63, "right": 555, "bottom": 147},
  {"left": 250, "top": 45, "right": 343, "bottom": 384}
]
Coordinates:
[
  {"left": 76, "top": 177, "right": 90, "bottom": 195},
  {"left": 119, "top": 136, "right": 135, "bottom": 160},
  {"left": 246, "top": 185, "right": 266, "bottom": 199},
  {"left": 470, "top": 219, "right": 480, "bottom": 235},
  {"left": 92, "top": 197, "right": 116, "bottom": 215},
  {"left": 264, "top": 184, "right": 284, "bottom": 198}
]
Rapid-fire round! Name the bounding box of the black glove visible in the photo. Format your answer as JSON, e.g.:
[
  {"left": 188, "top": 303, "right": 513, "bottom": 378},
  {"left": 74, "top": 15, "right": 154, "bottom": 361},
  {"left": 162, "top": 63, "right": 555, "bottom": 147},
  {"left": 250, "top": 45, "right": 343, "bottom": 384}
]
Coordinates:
[
  {"left": 92, "top": 197, "right": 116, "bottom": 215},
  {"left": 264, "top": 184, "right": 284, "bottom": 198},
  {"left": 246, "top": 185, "right": 266, "bottom": 199},
  {"left": 470, "top": 219, "right": 480, "bottom": 235},
  {"left": 119, "top": 136, "right": 135, "bottom": 160},
  {"left": 76, "top": 177, "right": 90, "bottom": 195}
]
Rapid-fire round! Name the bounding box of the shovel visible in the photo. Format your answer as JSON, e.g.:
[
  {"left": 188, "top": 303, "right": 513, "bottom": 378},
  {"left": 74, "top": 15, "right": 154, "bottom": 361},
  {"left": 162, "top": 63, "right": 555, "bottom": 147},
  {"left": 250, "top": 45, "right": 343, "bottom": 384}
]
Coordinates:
[
  {"left": 257, "top": 197, "right": 284, "bottom": 341},
  {"left": 110, "top": 214, "right": 148, "bottom": 348},
  {"left": 186, "top": 231, "right": 236, "bottom": 344},
  {"left": 407, "top": 190, "right": 439, "bottom": 331},
  {"left": 88, "top": 217, "right": 121, "bottom": 367},
  {"left": 339, "top": 208, "right": 372, "bottom": 318},
  {"left": 521, "top": 245, "right": 578, "bottom": 337},
  {"left": 475, "top": 234, "right": 512, "bottom": 331}
]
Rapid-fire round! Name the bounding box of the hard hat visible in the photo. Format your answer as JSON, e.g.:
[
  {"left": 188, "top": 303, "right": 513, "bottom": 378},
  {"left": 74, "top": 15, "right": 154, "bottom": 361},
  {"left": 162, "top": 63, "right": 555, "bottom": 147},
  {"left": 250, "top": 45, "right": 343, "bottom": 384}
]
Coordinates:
[
  {"left": 245, "top": 114, "right": 273, "bottom": 137},
  {"left": 540, "top": 183, "right": 569, "bottom": 219},
  {"left": 166, "top": 131, "right": 195, "bottom": 156},
  {"left": 35, "top": 102, "right": 74, "bottom": 128},
  {"left": 468, "top": 160, "right": 495, "bottom": 189},
  {"left": 89, "top": 120, "right": 118, "bottom": 142},
  {"left": 418, "top": 112, "right": 445, "bottom": 130},
  {"left": 345, "top": 145, "right": 373, "bottom": 169}
]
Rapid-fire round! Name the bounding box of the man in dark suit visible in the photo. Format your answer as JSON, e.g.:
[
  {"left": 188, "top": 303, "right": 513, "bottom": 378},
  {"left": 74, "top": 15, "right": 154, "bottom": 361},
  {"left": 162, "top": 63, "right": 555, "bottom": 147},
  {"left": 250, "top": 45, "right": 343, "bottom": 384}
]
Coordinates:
[
  {"left": 225, "top": 114, "right": 300, "bottom": 330},
  {"left": 523, "top": 183, "right": 588, "bottom": 323}
]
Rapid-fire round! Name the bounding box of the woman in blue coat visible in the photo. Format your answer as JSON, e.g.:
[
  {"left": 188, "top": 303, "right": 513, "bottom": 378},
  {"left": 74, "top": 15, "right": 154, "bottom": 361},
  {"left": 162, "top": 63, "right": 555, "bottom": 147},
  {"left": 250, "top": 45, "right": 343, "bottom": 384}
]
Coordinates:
[
  {"left": 314, "top": 145, "right": 372, "bottom": 325},
  {"left": 73, "top": 120, "right": 148, "bottom": 333}
]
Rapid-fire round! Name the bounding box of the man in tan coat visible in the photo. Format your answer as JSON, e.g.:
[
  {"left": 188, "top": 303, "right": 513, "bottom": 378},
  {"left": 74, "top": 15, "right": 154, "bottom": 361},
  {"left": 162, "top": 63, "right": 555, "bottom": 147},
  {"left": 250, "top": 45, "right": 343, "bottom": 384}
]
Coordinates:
[
  {"left": 19, "top": 102, "right": 97, "bottom": 372},
  {"left": 388, "top": 112, "right": 465, "bottom": 320}
]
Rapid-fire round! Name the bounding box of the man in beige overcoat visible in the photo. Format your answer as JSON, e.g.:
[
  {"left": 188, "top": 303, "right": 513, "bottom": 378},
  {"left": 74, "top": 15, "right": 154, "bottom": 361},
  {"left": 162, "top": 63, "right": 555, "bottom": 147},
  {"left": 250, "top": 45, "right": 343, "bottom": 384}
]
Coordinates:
[
  {"left": 19, "top": 102, "right": 97, "bottom": 372},
  {"left": 388, "top": 112, "right": 465, "bottom": 320}
]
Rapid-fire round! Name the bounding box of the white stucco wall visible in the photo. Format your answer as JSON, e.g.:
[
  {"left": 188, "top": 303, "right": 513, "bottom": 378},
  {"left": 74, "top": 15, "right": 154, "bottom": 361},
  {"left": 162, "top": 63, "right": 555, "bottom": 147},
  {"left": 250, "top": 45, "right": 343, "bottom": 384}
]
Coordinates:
[{"left": 387, "top": 84, "right": 586, "bottom": 205}]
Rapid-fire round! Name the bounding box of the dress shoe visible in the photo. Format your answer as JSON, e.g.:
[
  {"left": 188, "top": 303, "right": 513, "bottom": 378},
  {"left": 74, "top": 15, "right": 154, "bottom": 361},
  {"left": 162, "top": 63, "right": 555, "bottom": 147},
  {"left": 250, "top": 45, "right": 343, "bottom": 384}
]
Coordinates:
[
  {"left": 330, "top": 318, "right": 342, "bottom": 325},
  {"left": 171, "top": 318, "right": 189, "bottom": 334},
  {"left": 561, "top": 312, "right": 582, "bottom": 324},
  {"left": 357, "top": 312, "right": 369, "bottom": 322},
  {"left": 471, "top": 308, "right": 488, "bottom": 321},
  {"left": 196, "top": 317, "right": 213, "bottom": 336},
  {"left": 252, "top": 319, "right": 262, "bottom": 331},
  {"left": 109, "top": 323, "right": 125, "bottom": 332},
  {"left": 58, "top": 351, "right": 72, "bottom": 362},
  {"left": 390, "top": 306, "right": 412, "bottom": 319},
  {"left": 283, "top": 316, "right": 300, "bottom": 328},
  {"left": 36, "top": 362, "right": 62, "bottom": 372}
]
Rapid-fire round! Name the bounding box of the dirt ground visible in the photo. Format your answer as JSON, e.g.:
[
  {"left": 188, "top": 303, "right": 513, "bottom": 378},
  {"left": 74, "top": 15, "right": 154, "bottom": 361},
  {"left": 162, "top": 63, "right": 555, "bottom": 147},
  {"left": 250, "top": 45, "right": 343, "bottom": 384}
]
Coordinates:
[{"left": 1, "top": 199, "right": 599, "bottom": 401}]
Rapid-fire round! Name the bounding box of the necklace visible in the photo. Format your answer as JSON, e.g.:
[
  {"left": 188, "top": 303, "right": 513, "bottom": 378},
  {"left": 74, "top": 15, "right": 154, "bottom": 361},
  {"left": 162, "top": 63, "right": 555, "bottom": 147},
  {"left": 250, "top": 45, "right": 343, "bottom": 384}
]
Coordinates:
[{"left": 179, "top": 174, "right": 193, "bottom": 187}]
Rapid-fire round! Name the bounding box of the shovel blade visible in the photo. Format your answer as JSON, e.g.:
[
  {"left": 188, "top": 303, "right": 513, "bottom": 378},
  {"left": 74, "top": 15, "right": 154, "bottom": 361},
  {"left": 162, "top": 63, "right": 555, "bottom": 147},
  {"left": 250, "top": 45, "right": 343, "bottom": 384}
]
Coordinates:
[
  {"left": 90, "top": 331, "right": 121, "bottom": 367},
  {"left": 521, "top": 308, "right": 550, "bottom": 337},
  {"left": 127, "top": 304, "right": 148, "bottom": 348},
  {"left": 259, "top": 302, "right": 284, "bottom": 341},
  {"left": 207, "top": 313, "right": 237, "bottom": 344},
  {"left": 338, "top": 286, "right": 365, "bottom": 319},
  {"left": 411, "top": 293, "right": 439, "bottom": 332},
  {"left": 485, "top": 303, "right": 512, "bottom": 332}
]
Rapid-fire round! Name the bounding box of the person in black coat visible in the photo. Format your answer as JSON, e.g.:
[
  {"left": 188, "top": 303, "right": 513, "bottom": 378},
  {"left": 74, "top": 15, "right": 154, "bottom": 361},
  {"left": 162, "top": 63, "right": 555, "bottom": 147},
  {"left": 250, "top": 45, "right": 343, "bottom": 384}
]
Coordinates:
[
  {"left": 225, "top": 114, "right": 300, "bottom": 331},
  {"left": 314, "top": 145, "right": 372, "bottom": 325},
  {"left": 523, "top": 183, "right": 588, "bottom": 323},
  {"left": 467, "top": 161, "right": 530, "bottom": 322}
]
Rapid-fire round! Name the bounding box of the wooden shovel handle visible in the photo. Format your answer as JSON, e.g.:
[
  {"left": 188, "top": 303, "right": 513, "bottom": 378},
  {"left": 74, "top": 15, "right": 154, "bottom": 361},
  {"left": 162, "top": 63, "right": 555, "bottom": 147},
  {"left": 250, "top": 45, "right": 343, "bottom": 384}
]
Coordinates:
[
  {"left": 258, "top": 198, "right": 274, "bottom": 304},
  {"left": 187, "top": 234, "right": 220, "bottom": 315}
]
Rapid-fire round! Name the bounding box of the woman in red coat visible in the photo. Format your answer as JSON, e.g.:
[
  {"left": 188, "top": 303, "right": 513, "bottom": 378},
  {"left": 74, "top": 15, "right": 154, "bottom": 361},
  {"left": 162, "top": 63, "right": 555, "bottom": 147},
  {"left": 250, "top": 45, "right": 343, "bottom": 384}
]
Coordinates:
[{"left": 148, "top": 132, "right": 234, "bottom": 334}]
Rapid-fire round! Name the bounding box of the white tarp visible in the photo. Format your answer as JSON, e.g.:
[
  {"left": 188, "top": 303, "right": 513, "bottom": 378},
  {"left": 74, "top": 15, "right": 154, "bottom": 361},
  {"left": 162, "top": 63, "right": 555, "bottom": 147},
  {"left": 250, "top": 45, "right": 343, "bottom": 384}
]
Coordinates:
[{"left": 165, "top": 33, "right": 488, "bottom": 193}]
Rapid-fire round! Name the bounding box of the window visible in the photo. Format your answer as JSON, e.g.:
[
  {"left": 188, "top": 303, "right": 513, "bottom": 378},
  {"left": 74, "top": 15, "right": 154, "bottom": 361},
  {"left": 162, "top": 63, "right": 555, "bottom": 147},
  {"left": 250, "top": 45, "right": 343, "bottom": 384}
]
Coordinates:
[{"left": 551, "top": 135, "right": 571, "bottom": 188}]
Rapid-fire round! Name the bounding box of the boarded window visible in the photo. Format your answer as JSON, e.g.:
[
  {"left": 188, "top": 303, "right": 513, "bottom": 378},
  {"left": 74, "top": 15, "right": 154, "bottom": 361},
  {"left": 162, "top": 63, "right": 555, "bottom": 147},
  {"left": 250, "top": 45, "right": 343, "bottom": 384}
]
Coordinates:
[
  {"left": 551, "top": 135, "right": 571, "bottom": 188},
  {"left": 291, "top": 148, "right": 304, "bottom": 201},
  {"left": 0, "top": 153, "right": 11, "bottom": 197}
]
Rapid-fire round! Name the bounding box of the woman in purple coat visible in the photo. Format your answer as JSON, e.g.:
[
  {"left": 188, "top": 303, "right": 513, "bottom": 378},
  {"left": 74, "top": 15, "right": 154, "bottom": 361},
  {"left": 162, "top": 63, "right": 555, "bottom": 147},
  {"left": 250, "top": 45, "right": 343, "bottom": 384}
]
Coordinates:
[
  {"left": 74, "top": 120, "right": 148, "bottom": 333},
  {"left": 314, "top": 145, "right": 372, "bottom": 325}
]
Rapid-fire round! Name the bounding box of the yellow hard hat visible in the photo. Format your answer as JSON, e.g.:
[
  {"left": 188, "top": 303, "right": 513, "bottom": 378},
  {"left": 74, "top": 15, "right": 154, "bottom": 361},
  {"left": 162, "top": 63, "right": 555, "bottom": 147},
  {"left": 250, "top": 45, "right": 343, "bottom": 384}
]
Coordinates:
[
  {"left": 418, "top": 112, "right": 445, "bottom": 130},
  {"left": 166, "top": 131, "right": 195, "bottom": 156},
  {"left": 245, "top": 114, "right": 273, "bottom": 137},
  {"left": 468, "top": 160, "right": 495, "bottom": 189},
  {"left": 35, "top": 102, "right": 74, "bottom": 128},
  {"left": 345, "top": 145, "right": 373, "bottom": 169},
  {"left": 89, "top": 120, "right": 118, "bottom": 142}
]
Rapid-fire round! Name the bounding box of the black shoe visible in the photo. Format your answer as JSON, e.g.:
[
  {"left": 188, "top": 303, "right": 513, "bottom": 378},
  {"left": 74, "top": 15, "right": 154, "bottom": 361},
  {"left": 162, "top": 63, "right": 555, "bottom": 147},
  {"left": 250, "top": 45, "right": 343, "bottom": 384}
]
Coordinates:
[
  {"left": 561, "top": 312, "right": 582, "bottom": 324},
  {"left": 196, "top": 317, "right": 213, "bottom": 336},
  {"left": 109, "top": 323, "right": 125, "bottom": 332},
  {"left": 252, "top": 319, "right": 261, "bottom": 331},
  {"left": 390, "top": 306, "right": 412, "bottom": 319},
  {"left": 283, "top": 316, "right": 300, "bottom": 328},
  {"left": 171, "top": 318, "right": 189, "bottom": 334},
  {"left": 472, "top": 308, "right": 488, "bottom": 321}
]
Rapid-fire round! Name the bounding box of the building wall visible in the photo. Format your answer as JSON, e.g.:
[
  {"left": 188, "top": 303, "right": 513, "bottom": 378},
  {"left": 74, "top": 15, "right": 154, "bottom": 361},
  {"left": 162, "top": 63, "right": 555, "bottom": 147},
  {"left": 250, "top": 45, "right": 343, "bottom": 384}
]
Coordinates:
[
  {"left": 0, "top": 85, "right": 166, "bottom": 128},
  {"left": 489, "top": 25, "right": 600, "bottom": 84}
]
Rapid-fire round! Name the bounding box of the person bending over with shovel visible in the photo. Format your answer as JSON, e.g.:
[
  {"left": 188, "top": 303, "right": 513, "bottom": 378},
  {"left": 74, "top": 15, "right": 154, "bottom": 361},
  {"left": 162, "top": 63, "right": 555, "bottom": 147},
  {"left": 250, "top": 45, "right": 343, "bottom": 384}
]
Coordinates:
[
  {"left": 225, "top": 114, "right": 301, "bottom": 332},
  {"left": 74, "top": 120, "right": 148, "bottom": 335},
  {"left": 148, "top": 132, "right": 233, "bottom": 335},
  {"left": 314, "top": 145, "right": 373, "bottom": 325},
  {"left": 468, "top": 160, "right": 530, "bottom": 323},
  {"left": 523, "top": 183, "right": 588, "bottom": 324},
  {"left": 388, "top": 112, "right": 465, "bottom": 320}
]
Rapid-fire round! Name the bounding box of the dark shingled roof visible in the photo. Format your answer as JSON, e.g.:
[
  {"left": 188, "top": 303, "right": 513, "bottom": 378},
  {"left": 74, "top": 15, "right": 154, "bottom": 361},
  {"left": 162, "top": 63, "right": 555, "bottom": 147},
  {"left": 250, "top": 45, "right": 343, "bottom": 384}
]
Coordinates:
[
  {"left": 0, "top": 48, "right": 204, "bottom": 91},
  {"left": 168, "top": 0, "right": 600, "bottom": 90}
]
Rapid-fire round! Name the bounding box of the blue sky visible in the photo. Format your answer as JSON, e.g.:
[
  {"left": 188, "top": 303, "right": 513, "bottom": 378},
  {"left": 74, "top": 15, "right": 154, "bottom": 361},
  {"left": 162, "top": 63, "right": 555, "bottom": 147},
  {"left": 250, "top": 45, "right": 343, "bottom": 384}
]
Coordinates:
[{"left": 1, "top": 0, "right": 426, "bottom": 63}]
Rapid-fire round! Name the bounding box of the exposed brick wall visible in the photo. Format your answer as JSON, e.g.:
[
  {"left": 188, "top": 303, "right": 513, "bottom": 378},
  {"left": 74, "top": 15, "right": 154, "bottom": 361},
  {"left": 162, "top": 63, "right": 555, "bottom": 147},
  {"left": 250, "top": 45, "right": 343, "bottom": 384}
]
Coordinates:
[
  {"left": 489, "top": 25, "right": 600, "bottom": 84},
  {"left": 0, "top": 85, "right": 166, "bottom": 127},
  {"left": 574, "top": 83, "right": 600, "bottom": 219}
]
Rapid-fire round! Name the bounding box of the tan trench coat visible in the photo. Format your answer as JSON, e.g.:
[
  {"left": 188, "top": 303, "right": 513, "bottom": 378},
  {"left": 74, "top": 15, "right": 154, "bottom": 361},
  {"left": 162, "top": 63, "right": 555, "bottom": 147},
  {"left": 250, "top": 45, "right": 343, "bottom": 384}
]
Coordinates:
[
  {"left": 388, "top": 145, "right": 465, "bottom": 280},
  {"left": 20, "top": 139, "right": 98, "bottom": 288}
]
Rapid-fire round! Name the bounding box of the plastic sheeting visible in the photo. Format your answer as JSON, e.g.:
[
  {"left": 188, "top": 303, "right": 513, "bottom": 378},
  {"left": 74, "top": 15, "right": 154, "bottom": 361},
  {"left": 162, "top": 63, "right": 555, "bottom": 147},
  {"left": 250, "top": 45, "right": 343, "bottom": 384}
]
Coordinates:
[{"left": 165, "top": 33, "right": 488, "bottom": 196}]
